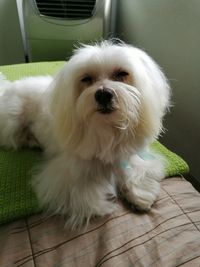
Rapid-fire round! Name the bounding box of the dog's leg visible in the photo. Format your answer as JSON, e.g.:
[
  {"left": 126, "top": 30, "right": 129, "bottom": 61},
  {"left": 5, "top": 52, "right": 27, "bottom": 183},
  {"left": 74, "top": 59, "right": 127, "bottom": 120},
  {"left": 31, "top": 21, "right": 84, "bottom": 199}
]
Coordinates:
[
  {"left": 33, "top": 154, "right": 118, "bottom": 229},
  {"left": 65, "top": 180, "right": 118, "bottom": 229},
  {"left": 117, "top": 154, "right": 165, "bottom": 211}
]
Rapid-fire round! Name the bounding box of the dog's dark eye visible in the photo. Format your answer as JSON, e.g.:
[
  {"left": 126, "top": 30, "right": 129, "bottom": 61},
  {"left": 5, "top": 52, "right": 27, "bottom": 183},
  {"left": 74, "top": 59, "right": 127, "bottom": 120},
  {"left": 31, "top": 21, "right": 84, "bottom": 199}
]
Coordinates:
[
  {"left": 113, "top": 70, "right": 129, "bottom": 81},
  {"left": 81, "top": 75, "right": 93, "bottom": 84}
]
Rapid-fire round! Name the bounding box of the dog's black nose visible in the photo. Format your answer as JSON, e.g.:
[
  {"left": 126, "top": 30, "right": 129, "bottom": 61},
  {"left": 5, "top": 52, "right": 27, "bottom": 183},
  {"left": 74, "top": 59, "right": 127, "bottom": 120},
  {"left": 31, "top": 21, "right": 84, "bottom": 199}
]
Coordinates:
[{"left": 95, "top": 88, "right": 113, "bottom": 106}]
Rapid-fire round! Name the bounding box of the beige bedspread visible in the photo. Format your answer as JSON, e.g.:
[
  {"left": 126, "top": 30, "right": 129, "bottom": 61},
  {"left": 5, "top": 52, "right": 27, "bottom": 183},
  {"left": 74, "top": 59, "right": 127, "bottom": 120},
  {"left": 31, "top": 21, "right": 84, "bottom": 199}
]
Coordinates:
[{"left": 1, "top": 177, "right": 200, "bottom": 267}]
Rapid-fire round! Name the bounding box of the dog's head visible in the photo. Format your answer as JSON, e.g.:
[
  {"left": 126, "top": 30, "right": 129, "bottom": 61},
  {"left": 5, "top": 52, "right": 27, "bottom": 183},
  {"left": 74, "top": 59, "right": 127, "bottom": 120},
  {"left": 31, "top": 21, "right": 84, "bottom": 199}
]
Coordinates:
[{"left": 50, "top": 41, "right": 170, "bottom": 162}]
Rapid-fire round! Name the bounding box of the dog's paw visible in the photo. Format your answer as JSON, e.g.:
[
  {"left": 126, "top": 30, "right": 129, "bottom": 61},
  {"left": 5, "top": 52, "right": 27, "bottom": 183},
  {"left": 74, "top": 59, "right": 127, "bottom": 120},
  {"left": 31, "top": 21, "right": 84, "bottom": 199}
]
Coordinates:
[
  {"left": 131, "top": 193, "right": 155, "bottom": 211},
  {"left": 122, "top": 178, "right": 160, "bottom": 211},
  {"left": 65, "top": 199, "right": 118, "bottom": 230},
  {"left": 94, "top": 199, "right": 119, "bottom": 217}
]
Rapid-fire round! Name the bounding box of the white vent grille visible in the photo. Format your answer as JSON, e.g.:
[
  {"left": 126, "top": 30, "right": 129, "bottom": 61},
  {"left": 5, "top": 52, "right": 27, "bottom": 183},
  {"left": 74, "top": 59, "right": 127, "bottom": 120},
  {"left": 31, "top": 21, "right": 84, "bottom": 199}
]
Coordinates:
[{"left": 34, "top": 0, "right": 96, "bottom": 20}]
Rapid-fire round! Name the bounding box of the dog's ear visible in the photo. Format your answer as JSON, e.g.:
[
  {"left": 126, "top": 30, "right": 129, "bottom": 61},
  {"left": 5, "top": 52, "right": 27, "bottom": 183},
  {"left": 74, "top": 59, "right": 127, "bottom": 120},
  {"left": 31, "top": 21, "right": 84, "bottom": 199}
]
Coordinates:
[
  {"left": 126, "top": 46, "right": 171, "bottom": 140},
  {"left": 134, "top": 48, "right": 171, "bottom": 116},
  {"left": 48, "top": 65, "right": 77, "bottom": 148}
]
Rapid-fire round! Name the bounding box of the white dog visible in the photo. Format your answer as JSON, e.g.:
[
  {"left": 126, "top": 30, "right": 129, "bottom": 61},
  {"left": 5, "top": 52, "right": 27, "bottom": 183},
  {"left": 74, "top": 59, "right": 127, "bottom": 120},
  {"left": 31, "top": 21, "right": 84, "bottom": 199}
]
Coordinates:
[{"left": 0, "top": 41, "right": 170, "bottom": 229}]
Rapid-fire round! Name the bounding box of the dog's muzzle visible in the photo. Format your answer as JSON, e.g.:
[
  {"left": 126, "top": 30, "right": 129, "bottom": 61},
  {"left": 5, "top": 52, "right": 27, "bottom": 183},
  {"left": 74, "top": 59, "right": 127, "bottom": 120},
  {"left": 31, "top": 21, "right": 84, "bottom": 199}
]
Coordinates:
[{"left": 95, "top": 88, "right": 115, "bottom": 114}]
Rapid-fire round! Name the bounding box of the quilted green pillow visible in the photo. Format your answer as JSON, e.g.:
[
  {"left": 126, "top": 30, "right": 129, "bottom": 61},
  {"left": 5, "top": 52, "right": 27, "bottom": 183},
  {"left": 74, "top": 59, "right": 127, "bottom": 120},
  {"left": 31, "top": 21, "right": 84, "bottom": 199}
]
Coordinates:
[{"left": 0, "top": 62, "right": 189, "bottom": 225}]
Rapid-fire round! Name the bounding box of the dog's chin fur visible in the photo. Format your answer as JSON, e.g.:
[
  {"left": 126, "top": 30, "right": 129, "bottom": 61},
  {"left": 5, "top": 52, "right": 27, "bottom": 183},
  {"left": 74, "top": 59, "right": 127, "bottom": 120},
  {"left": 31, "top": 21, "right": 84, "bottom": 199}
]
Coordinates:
[{"left": 0, "top": 41, "right": 171, "bottom": 229}]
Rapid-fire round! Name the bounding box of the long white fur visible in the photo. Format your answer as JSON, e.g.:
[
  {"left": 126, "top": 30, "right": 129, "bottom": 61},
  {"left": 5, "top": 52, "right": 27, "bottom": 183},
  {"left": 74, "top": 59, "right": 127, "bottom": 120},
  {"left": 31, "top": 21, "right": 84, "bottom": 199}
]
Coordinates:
[{"left": 0, "top": 41, "right": 170, "bottom": 229}]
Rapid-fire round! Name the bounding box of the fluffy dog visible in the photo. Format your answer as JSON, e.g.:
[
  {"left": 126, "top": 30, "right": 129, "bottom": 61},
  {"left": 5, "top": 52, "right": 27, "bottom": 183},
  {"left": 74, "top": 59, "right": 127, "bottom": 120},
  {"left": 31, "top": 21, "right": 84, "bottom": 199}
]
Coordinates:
[{"left": 0, "top": 41, "right": 170, "bottom": 229}]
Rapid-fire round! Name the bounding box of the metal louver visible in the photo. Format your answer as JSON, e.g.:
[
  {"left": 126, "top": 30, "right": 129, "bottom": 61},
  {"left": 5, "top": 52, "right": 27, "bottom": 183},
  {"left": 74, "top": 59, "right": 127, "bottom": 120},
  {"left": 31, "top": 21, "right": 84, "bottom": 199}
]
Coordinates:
[{"left": 34, "top": 0, "right": 96, "bottom": 20}]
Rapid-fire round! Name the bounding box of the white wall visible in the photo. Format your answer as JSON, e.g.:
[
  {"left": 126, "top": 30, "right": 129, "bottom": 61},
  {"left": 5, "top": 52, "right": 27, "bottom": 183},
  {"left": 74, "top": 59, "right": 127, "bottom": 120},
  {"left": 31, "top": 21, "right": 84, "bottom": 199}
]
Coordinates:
[
  {"left": 117, "top": 0, "right": 200, "bottom": 178},
  {"left": 0, "top": 0, "right": 24, "bottom": 65}
]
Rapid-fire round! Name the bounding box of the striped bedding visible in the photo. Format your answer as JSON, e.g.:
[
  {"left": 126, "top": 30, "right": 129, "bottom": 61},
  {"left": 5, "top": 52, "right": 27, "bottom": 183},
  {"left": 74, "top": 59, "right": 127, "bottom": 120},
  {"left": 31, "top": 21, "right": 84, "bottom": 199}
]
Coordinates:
[{"left": 0, "top": 177, "right": 200, "bottom": 267}]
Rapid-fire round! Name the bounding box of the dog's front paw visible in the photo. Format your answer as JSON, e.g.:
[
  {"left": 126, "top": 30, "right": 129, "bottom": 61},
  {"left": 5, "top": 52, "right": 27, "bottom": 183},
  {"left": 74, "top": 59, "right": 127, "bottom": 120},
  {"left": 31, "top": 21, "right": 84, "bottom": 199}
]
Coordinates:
[
  {"left": 130, "top": 192, "right": 156, "bottom": 211},
  {"left": 122, "top": 178, "right": 160, "bottom": 211},
  {"left": 65, "top": 199, "right": 118, "bottom": 230}
]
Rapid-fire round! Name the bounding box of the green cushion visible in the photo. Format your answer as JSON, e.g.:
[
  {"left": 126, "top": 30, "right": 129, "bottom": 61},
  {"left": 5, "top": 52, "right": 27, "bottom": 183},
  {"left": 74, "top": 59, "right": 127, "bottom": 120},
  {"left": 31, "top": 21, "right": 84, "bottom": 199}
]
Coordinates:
[
  {"left": 0, "top": 62, "right": 189, "bottom": 225},
  {"left": 0, "top": 61, "right": 65, "bottom": 81},
  {"left": 150, "top": 142, "right": 189, "bottom": 177}
]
